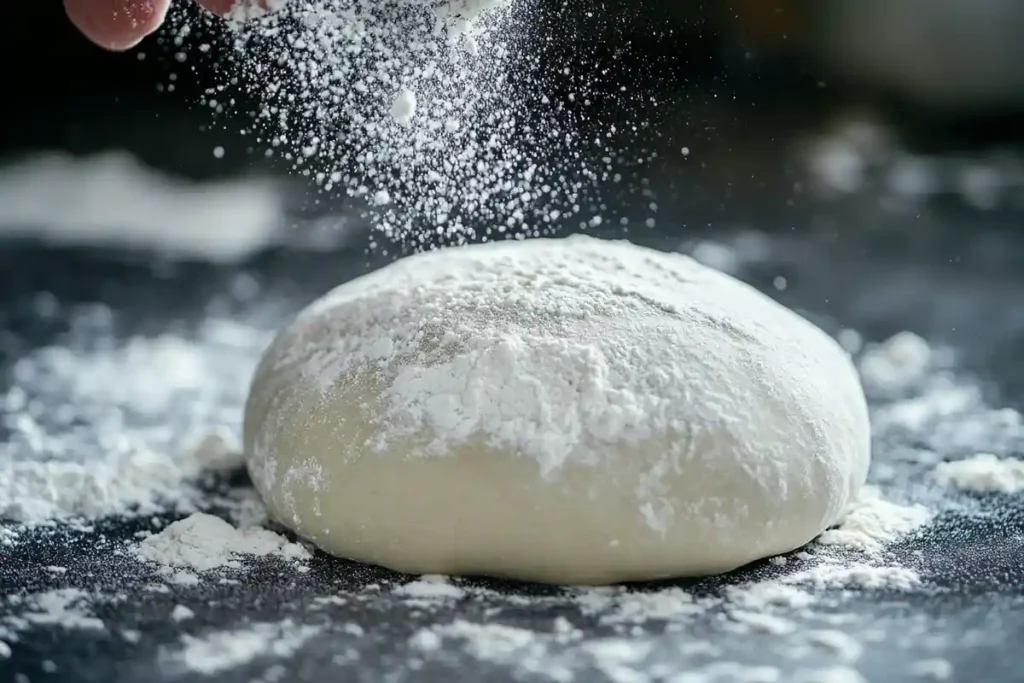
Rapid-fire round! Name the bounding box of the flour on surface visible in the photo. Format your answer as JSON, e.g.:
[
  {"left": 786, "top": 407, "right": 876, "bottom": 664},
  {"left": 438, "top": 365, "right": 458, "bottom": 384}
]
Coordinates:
[
  {"left": 392, "top": 575, "right": 467, "bottom": 602},
  {"left": 167, "top": 620, "right": 321, "bottom": 675},
  {"left": 816, "top": 487, "right": 931, "bottom": 552},
  {"left": 1, "top": 589, "right": 105, "bottom": 637},
  {"left": 388, "top": 559, "right": 926, "bottom": 683},
  {"left": 133, "top": 512, "right": 309, "bottom": 572},
  {"left": 1, "top": 312, "right": 270, "bottom": 528},
  {"left": 933, "top": 453, "right": 1024, "bottom": 494},
  {"left": 782, "top": 564, "right": 921, "bottom": 591},
  {"left": 804, "top": 630, "right": 864, "bottom": 664},
  {"left": 801, "top": 666, "right": 868, "bottom": 683}
]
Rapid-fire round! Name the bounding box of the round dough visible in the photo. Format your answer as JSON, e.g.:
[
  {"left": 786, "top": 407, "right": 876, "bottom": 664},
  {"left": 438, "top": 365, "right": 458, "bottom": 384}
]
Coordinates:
[{"left": 243, "top": 236, "right": 870, "bottom": 585}]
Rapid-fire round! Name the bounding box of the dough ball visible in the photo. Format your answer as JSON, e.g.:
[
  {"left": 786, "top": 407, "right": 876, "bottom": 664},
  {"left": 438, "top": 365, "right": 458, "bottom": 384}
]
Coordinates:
[{"left": 243, "top": 236, "right": 870, "bottom": 585}]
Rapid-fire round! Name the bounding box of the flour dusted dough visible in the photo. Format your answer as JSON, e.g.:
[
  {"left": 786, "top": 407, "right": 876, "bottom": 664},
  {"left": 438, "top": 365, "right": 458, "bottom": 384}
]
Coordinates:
[{"left": 243, "top": 236, "right": 870, "bottom": 585}]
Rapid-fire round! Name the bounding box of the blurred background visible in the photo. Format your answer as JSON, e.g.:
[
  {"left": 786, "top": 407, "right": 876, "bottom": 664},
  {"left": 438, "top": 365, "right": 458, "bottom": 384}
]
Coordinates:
[{"left": 0, "top": 0, "right": 1022, "bottom": 258}]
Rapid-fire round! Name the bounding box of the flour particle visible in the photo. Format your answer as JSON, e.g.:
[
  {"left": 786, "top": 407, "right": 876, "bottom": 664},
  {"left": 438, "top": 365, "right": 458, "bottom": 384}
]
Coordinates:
[
  {"left": 171, "top": 604, "right": 196, "bottom": 622},
  {"left": 391, "top": 88, "right": 417, "bottom": 126}
]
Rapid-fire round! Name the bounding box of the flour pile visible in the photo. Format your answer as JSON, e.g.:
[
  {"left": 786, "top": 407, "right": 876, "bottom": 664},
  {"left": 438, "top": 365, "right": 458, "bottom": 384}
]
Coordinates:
[
  {"left": 0, "top": 302, "right": 272, "bottom": 536},
  {"left": 165, "top": 0, "right": 658, "bottom": 248},
  {"left": 0, "top": 152, "right": 284, "bottom": 261}
]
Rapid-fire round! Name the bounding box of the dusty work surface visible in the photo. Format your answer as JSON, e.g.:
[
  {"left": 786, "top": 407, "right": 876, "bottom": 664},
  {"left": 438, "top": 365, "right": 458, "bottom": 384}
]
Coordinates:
[{"left": 2, "top": 200, "right": 1024, "bottom": 683}]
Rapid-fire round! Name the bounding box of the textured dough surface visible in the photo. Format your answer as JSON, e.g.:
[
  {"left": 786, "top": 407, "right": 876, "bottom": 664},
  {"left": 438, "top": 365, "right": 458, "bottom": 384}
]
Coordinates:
[{"left": 243, "top": 235, "right": 871, "bottom": 585}]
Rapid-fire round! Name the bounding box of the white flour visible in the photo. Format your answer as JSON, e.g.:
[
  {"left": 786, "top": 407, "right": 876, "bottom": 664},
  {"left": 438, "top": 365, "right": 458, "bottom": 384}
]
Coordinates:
[
  {"left": 0, "top": 152, "right": 284, "bottom": 262},
  {"left": 167, "top": 620, "right": 321, "bottom": 674},
  {"left": 803, "top": 667, "right": 868, "bottom": 683},
  {"left": 815, "top": 488, "right": 931, "bottom": 552},
  {"left": 395, "top": 557, "right": 927, "bottom": 683},
  {"left": 805, "top": 630, "right": 864, "bottom": 664},
  {"left": 168, "top": 0, "right": 660, "bottom": 248},
  {"left": 933, "top": 453, "right": 1024, "bottom": 494},
  {"left": 133, "top": 512, "right": 309, "bottom": 572},
  {"left": 1, "top": 588, "right": 105, "bottom": 653},
  {"left": 0, "top": 315, "right": 269, "bottom": 531}
]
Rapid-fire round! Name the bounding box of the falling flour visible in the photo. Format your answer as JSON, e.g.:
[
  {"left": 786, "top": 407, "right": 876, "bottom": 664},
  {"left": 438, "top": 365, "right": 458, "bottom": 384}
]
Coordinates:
[{"left": 166, "top": 0, "right": 661, "bottom": 248}]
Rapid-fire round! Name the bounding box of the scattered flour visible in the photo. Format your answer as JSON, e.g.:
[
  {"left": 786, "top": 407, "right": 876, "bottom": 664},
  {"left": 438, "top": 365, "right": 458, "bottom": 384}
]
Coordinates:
[
  {"left": 2, "top": 589, "right": 104, "bottom": 636},
  {"left": 168, "top": 620, "right": 321, "bottom": 675},
  {"left": 934, "top": 453, "right": 1024, "bottom": 494},
  {"left": 805, "top": 630, "right": 864, "bottom": 664},
  {"left": 392, "top": 553, "right": 927, "bottom": 683},
  {"left": 392, "top": 574, "right": 467, "bottom": 602},
  {"left": 1, "top": 314, "right": 270, "bottom": 530},
  {"left": 781, "top": 564, "right": 921, "bottom": 592},
  {"left": 816, "top": 488, "right": 931, "bottom": 552},
  {"left": 0, "top": 152, "right": 284, "bottom": 262},
  {"left": 672, "top": 664, "right": 781, "bottom": 683},
  {"left": 134, "top": 512, "right": 309, "bottom": 572}
]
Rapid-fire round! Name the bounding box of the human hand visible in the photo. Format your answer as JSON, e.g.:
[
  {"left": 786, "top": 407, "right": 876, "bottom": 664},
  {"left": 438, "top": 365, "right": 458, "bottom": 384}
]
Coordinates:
[{"left": 64, "top": 0, "right": 272, "bottom": 52}]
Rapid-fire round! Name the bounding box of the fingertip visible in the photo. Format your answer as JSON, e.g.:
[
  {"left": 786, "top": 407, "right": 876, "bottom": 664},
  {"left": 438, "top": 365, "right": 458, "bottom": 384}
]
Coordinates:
[{"left": 65, "top": 0, "right": 171, "bottom": 52}]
